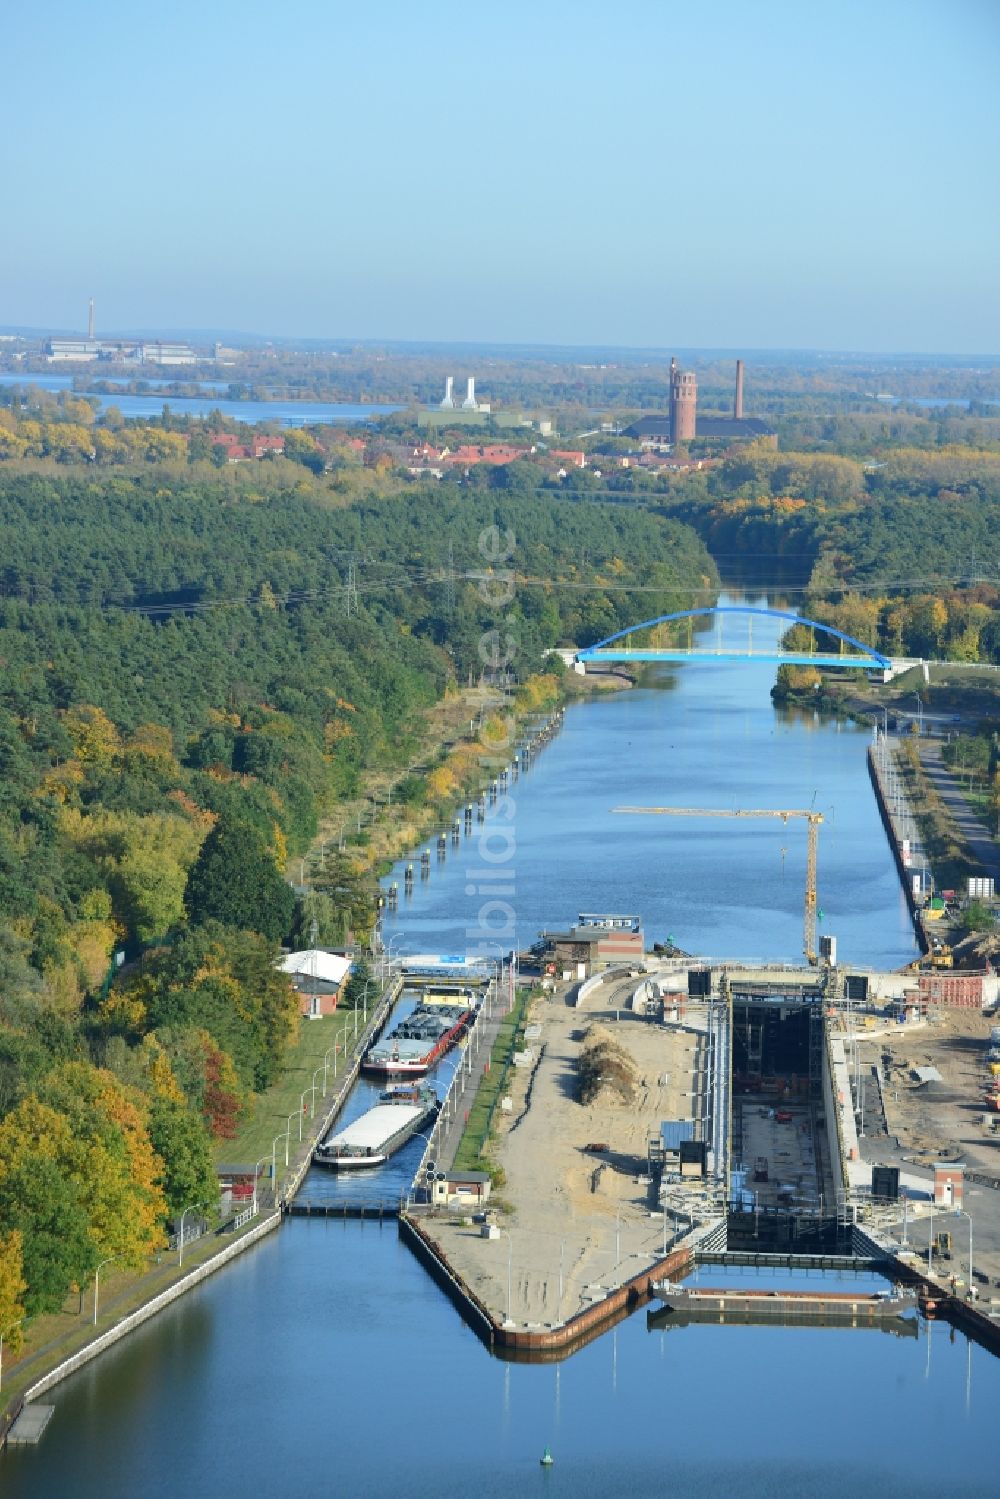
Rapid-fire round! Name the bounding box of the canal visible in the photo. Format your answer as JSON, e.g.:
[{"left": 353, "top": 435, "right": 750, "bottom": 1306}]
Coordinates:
[{"left": 7, "top": 599, "right": 998, "bottom": 1499}]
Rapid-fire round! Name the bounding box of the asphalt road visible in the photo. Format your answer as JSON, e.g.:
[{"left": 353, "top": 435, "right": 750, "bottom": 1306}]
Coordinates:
[{"left": 919, "top": 741, "right": 1000, "bottom": 884}]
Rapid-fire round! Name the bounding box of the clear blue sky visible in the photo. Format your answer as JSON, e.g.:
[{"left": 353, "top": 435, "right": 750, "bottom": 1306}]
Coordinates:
[{"left": 4, "top": 0, "right": 998, "bottom": 353}]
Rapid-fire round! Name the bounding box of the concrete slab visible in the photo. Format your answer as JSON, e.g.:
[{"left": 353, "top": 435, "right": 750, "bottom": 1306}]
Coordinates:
[{"left": 8, "top": 1403, "right": 55, "bottom": 1444}]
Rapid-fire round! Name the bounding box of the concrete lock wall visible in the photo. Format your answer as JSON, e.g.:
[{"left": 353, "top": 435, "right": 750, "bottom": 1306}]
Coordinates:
[
  {"left": 821, "top": 1024, "right": 849, "bottom": 1201},
  {"left": 23, "top": 1212, "right": 282, "bottom": 1405}
]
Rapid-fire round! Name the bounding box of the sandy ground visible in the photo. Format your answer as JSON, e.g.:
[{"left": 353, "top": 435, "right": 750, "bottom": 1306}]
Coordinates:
[
  {"left": 423, "top": 975, "right": 710, "bottom": 1329},
  {"left": 853, "top": 1008, "right": 1000, "bottom": 1291}
]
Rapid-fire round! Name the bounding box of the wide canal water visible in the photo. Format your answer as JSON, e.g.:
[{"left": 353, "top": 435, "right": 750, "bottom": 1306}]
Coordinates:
[{"left": 7, "top": 599, "right": 998, "bottom": 1498}]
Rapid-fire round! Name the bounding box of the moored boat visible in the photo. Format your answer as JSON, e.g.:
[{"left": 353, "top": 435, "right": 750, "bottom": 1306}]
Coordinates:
[
  {"left": 651, "top": 1280, "right": 917, "bottom": 1320},
  {"left": 313, "top": 1085, "right": 438, "bottom": 1168},
  {"left": 362, "top": 1002, "right": 473, "bottom": 1077}
]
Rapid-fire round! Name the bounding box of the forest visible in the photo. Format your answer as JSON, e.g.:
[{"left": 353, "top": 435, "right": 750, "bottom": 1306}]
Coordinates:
[{"left": 0, "top": 465, "right": 715, "bottom": 1340}]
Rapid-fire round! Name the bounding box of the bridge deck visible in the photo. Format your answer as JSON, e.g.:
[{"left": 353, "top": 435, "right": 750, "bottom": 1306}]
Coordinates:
[{"left": 579, "top": 649, "right": 882, "bottom": 668}]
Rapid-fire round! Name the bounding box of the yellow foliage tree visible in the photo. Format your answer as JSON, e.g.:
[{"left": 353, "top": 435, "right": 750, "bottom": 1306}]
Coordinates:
[
  {"left": 62, "top": 705, "right": 121, "bottom": 767},
  {"left": 41, "top": 1063, "right": 167, "bottom": 1265},
  {"left": 0, "top": 1231, "right": 26, "bottom": 1354}
]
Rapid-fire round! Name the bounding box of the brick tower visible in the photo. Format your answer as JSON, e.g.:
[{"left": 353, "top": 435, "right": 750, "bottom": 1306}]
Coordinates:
[{"left": 670, "top": 367, "right": 697, "bottom": 443}]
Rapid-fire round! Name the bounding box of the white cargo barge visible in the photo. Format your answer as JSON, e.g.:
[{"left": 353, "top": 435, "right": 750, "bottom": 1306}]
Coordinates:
[{"left": 313, "top": 1086, "right": 438, "bottom": 1169}]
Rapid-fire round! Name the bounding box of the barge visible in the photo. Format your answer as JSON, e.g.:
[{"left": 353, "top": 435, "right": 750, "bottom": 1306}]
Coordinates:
[
  {"left": 362, "top": 1001, "right": 474, "bottom": 1078},
  {"left": 313, "top": 1085, "right": 439, "bottom": 1168},
  {"left": 651, "top": 1281, "right": 917, "bottom": 1322}
]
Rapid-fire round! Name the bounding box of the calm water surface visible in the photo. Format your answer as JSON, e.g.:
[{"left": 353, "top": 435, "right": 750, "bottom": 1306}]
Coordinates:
[
  {"left": 10, "top": 599, "right": 992, "bottom": 1499},
  {"left": 5, "top": 1223, "right": 995, "bottom": 1499},
  {"left": 382, "top": 596, "right": 917, "bottom": 970},
  {"left": 0, "top": 372, "right": 401, "bottom": 426}
]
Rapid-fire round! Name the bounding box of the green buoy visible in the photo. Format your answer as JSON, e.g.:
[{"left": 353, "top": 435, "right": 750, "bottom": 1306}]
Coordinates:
[{"left": 540, "top": 1446, "right": 554, "bottom": 1467}]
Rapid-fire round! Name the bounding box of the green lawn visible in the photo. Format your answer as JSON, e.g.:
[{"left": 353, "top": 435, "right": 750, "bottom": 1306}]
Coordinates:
[
  {"left": 214, "top": 1009, "right": 362, "bottom": 1170},
  {"left": 452, "top": 989, "right": 532, "bottom": 1172}
]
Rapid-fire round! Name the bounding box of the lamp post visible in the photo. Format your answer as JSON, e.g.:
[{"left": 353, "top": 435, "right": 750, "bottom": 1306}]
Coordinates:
[
  {"left": 298, "top": 1089, "right": 312, "bottom": 1141},
  {"left": 271, "top": 1130, "right": 289, "bottom": 1194},
  {"left": 253, "top": 1155, "right": 271, "bottom": 1213},
  {"left": 408, "top": 1131, "right": 436, "bottom": 1207},
  {"left": 93, "top": 1255, "right": 117, "bottom": 1325},
  {"left": 179, "top": 1203, "right": 207, "bottom": 1268},
  {"left": 0, "top": 1317, "right": 25, "bottom": 1394},
  {"left": 501, "top": 1228, "right": 514, "bottom": 1326},
  {"left": 953, "top": 1208, "right": 974, "bottom": 1296},
  {"left": 323, "top": 1042, "right": 339, "bottom": 1089},
  {"left": 311, "top": 1065, "right": 325, "bottom": 1108},
  {"left": 284, "top": 1112, "right": 298, "bottom": 1161}
]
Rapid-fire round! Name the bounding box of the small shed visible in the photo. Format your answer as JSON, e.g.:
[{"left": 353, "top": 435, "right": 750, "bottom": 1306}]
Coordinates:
[
  {"left": 933, "top": 1162, "right": 964, "bottom": 1209},
  {"left": 277, "top": 949, "right": 352, "bottom": 1018},
  {"left": 431, "top": 1169, "right": 492, "bottom": 1207}
]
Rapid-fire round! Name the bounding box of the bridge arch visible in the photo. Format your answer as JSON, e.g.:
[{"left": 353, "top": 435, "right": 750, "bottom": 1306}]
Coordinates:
[{"left": 577, "top": 605, "right": 891, "bottom": 669}]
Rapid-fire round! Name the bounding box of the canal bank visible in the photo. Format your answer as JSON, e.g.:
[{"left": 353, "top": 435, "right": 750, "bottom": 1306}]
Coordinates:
[
  {"left": 0, "top": 973, "right": 404, "bottom": 1437},
  {"left": 29, "top": 602, "right": 1000, "bottom": 1498},
  {"left": 866, "top": 730, "right": 930, "bottom": 955}
]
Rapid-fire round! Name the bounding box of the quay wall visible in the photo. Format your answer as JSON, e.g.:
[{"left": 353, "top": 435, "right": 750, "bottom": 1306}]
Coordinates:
[
  {"left": 20, "top": 1211, "right": 282, "bottom": 1408},
  {"left": 400, "top": 1212, "right": 693, "bottom": 1358},
  {"left": 853, "top": 1226, "right": 1000, "bottom": 1358},
  {"left": 3, "top": 973, "right": 404, "bottom": 1434},
  {"left": 866, "top": 741, "right": 927, "bottom": 956}
]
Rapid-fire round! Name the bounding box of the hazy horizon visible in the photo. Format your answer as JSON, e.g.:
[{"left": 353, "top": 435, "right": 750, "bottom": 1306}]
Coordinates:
[{"left": 4, "top": 0, "right": 998, "bottom": 355}]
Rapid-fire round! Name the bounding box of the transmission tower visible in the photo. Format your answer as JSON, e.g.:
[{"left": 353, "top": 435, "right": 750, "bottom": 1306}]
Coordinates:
[{"left": 345, "top": 558, "right": 359, "bottom": 617}]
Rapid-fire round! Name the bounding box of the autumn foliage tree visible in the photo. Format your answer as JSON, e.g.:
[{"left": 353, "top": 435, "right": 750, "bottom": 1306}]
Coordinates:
[{"left": 0, "top": 1230, "right": 27, "bottom": 1349}]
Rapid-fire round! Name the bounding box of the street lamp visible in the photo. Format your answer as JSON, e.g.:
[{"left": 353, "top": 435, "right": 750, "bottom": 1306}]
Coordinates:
[
  {"left": 93, "top": 1255, "right": 118, "bottom": 1326},
  {"left": 953, "top": 1208, "right": 974, "bottom": 1297},
  {"left": 298, "top": 1089, "right": 312, "bottom": 1141},
  {"left": 0, "top": 1317, "right": 25, "bottom": 1394},
  {"left": 501, "top": 1228, "right": 514, "bottom": 1326},
  {"left": 271, "top": 1130, "right": 289, "bottom": 1193},
  {"left": 284, "top": 1112, "right": 298, "bottom": 1161},
  {"left": 178, "top": 1203, "right": 207, "bottom": 1268},
  {"left": 311, "top": 1064, "right": 325, "bottom": 1108},
  {"left": 253, "top": 1155, "right": 271, "bottom": 1213}
]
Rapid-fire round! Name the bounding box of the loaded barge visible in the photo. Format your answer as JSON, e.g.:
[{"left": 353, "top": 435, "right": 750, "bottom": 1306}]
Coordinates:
[
  {"left": 313, "top": 1085, "right": 439, "bottom": 1168},
  {"left": 362, "top": 1000, "right": 474, "bottom": 1078},
  {"left": 652, "top": 1281, "right": 917, "bottom": 1322}
]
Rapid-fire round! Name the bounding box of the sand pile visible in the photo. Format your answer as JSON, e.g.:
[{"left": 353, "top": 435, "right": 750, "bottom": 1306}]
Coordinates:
[{"left": 576, "top": 1024, "right": 639, "bottom": 1105}]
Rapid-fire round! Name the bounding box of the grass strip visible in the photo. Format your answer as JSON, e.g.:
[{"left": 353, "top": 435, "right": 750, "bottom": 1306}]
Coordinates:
[{"left": 452, "top": 988, "right": 532, "bottom": 1173}]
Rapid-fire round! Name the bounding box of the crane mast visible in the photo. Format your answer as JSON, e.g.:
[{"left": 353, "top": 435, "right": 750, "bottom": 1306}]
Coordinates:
[{"left": 614, "top": 806, "right": 824, "bottom": 965}]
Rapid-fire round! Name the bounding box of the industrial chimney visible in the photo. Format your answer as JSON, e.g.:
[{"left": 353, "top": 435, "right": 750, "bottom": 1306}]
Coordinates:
[
  {"left": 462, "top": 376, "right": 477, "bottom": 411},
  {"left": 87, "top": 298, "right": 95, "bottom": 341},
  {"left": 440, "top": 376, "right": 455, "bottom": 409},
  {"left": 734, "top": 359, "right": 744, "bottom": 420}
]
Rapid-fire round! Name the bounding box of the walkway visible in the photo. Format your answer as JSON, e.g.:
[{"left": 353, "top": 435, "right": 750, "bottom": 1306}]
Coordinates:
[
  {"left": 429, "top": 980, "right": 513, "bottom": 1173},
  {"left": 918, "top": 742, "right": 1000, "bottom": 884}
]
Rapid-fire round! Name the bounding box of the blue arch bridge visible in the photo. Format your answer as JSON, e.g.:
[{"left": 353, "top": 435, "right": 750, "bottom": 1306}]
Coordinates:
[{"left": 572, "top": 606, "right": 913, "bottom": 678}]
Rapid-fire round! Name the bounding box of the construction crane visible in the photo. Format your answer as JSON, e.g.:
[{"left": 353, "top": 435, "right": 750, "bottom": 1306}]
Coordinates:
[{"left": 614, "top": 806, "right": 824, "bottom": 965}]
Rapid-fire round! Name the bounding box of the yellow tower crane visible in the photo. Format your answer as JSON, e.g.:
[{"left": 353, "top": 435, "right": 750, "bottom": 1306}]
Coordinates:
[{"left": 614, "top": 806, "right": 824, "bottom": 965}]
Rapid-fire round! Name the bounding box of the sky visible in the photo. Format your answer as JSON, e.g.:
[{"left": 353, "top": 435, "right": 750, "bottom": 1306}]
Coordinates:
[{"left": 3, "top": 0, "right": 999, "bottom": 354}]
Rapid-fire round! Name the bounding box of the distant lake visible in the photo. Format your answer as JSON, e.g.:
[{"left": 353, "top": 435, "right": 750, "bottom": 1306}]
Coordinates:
[
  {"left": 0, "top": 372, "right": 402, "bottom": 427},
  {"left": 877, "top": 394, "right": 999, "bottom": 410}
]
